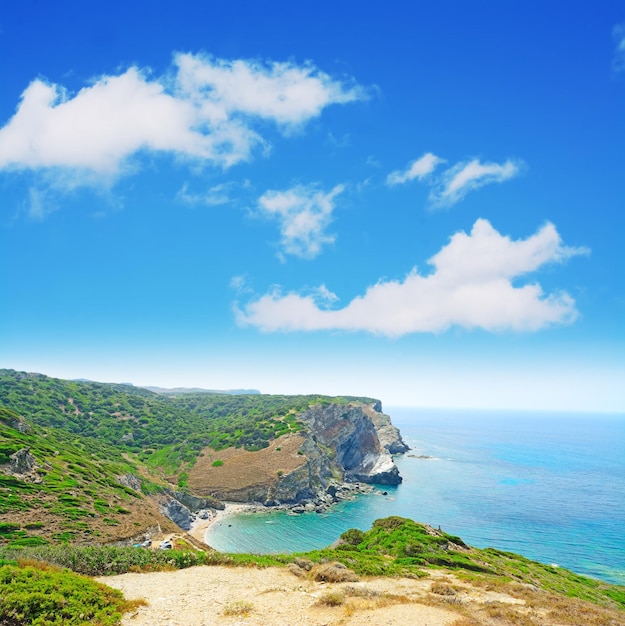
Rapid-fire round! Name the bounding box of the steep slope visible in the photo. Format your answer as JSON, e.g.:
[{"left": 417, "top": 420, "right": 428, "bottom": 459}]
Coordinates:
[{"left": 0, "top": 406, "right": 177, "bottom": 546}]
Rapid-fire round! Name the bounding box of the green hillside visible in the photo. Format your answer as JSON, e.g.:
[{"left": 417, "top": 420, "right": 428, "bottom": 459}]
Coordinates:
[
  {"left": 0, "top": 369, "right": 375, "bottom": 546},
  {"left": 0, "top": 405, "right": 167, "bottom": 547},
  {"left": 0, "top": 369, "right": 373, "bottom": 471}
]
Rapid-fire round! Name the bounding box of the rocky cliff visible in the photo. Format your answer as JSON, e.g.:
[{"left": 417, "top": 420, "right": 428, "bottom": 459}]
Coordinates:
[
  {"left": 187, "top": 401, "right": 407, "bottom": 509},
  {"left": 295, "top": 402, "right": 404, "bottom": 486}
]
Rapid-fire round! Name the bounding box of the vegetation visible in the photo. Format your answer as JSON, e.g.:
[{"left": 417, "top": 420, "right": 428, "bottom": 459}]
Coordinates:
[
  {"left": 0, "top": 369, "right": 373, "bottom": 471},
  {"left": 222, "top": 600, "right": 254, "bottom": 616},
  {"left": 1, "top": 517, "right": 623, "bottom": 624},
  {"left": 1, "top": 369, "right": 623, "bottom": 623},
  {"left": 0, "top": 406, "right": 163, "bottom": 546},
  {"left": 0, "top": 369, "right": 373, "bottom": 545},
  {"left": 0, "top": 560, "right": 143, "bottom": 625},
  {"left": 0, "top": 544, "right": 216, "bottom": 576}
]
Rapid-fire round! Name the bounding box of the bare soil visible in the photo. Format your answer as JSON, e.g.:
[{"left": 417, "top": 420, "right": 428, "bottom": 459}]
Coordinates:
[
  {"left": 99, "top": 566, "right": 462, "bottom": 626},
  {"left": 187, "top": 434, "right": 306, "bottom": 496}
]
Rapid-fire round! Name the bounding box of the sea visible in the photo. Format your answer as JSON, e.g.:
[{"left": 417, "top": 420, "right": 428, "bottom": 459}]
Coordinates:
[{"left": 204, "top": 408, "right": 625, "bottom": 585}]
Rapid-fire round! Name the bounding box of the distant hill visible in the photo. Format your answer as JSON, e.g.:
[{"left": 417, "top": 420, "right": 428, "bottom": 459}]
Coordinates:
[{"left": 141, "top": 385, "right": 261, "bottom": 395}]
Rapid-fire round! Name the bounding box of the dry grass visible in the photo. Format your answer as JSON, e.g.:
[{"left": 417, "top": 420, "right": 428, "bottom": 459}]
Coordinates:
[
  {"left": 431, "top": 581, "right": 459, "bottom": 596},
  {"left": 426, "top": 573, "right": 625, "bottom": 626},
  {"left": 222, "top": 600, "right": 254, "bottom": 616},
  {"left": 316, "top": 590, "right": 346, "bottom": 607},
  {"left": 481, "top": 602, "right": 539, "bottom": 625},
  {"left": 450, "top": 618, "right": 481, "bottom": 626},
  {"left": 188, "top": 435, "right": 306, "bottom": 497},
  {"left": 310, "top": 561, "right": 359, "bottom": 583},
  {"left": 541, "top": 594, "right": 625, "bottom": 626}
]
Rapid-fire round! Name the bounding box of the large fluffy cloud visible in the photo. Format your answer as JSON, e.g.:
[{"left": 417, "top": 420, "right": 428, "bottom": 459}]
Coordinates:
[
  {"left": 236, "top": 219, "right": 589, "bottom": 335},
  {"left": 258, "top": 184, "right": 344, "bottom": 259},
  {"left": 0, "top": 53, "right": 364, "bottom": 180}
]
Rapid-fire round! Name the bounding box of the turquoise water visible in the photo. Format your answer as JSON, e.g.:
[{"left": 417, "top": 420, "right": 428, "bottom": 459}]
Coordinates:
[{"left": 204, "top": 409, "right": 625, "bottom": 585}]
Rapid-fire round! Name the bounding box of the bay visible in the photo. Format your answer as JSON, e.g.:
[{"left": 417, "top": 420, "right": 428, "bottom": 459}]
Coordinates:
[{"left": 204, "top": 409, "right": 625, "bottom": 585}]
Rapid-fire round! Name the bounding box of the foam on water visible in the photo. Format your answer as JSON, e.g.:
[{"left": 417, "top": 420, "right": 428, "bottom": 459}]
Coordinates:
[{"left": 204, "top": 409, "right": 625, "bottom": 585}]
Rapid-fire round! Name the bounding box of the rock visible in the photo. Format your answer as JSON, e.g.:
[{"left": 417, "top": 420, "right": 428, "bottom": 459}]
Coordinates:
[
  {"left": 9, "top": 448, "right": 37, "bottom": 475},
  {"left": 364, "top": 404, "right": 410, "bottom": 454},
  {"left": 165, "top": 489, "right": 225, "bottom": 511},
  {"left": 294, "top": 402, "right": 403, "bottom": 488},
  {"left": 287, "top": 563, "right": 307, "bottom": 578},
  {"left": 117, "top": 474, "right": 142, "bottom": 492},
  {"left": 294, "top": 557, "right": 313, "bottom": 571},
  {"left": 159, "top": 495, "right": 193, "bottom": 530},
  {"left": 184, "top": 400, "right": 406, "bottom": 509}
]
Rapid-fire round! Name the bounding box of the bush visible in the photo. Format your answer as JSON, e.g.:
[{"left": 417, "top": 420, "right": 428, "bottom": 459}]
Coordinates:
[
  {"left": 311, "top": 562, "right": 359, "bottom": 583},
  {"left": 0, "top": 545, "right": 211, "bottom": 576},
  {"left": 222, "top": 600, "right": 253, "bottom": 616},
  {"left": 316, "top": 590, "right": 345, "bottom": 606},
  {"left": 340, "top": 528, "right": 365, "bottom": 546},
  {"left": 0, "top": 561, "right": 140, "bottom": 625}
]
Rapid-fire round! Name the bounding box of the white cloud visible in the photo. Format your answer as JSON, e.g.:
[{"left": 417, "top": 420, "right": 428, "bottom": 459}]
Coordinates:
[
  {"left": 258, "top": 184, "right": 344, "bottom": 259},
  {"left": 386, "top": 152, "right": 444, "bottom": 185},
  {"left": 236, "top": 219, "right": 589, "bottom": 335},
  {"left": 429, "top": 158, "right": 522, "bottom": 207},
  {"left": 613, "top": 23, "right": 625, "bottom": 73},
  {"left": 0, "top": 53, "right": 364, "bottom": 184},
  {"left": 177, "top": 181, "right": 235, "bottom": 206},
  {"left": 174, "top": 53, "right": 364, "bottom": 129}
]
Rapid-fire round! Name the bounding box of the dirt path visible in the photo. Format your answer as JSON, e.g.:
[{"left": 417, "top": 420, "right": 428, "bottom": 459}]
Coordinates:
[{"left": 99, "top": 565, "right": 462, "bottom": 625}]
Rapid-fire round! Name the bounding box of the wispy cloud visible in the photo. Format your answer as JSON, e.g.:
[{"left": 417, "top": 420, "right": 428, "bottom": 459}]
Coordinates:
[
  {"left": 176, "top": 181, "right": 239, "bottom": 207},
  {"left": 236, "top": 219, "right": 589, "bottom": 335},
  {"left": 386, "top": 154, "right": 523, "bottom": 207},
  {"left": 258, "top": 184, "right": 344, "bottom": 259},
  {"left": 386, "top": 152, "right": 445, "bottom": 185},
  {"left": 613, "top": 23, "right": 625, "bottom": 73},
  {"left": 429, "top": 158, "right": 522, "bottom": 207},
  {"left": 0, "top": 53, "right": 365, "bottom": 186}
]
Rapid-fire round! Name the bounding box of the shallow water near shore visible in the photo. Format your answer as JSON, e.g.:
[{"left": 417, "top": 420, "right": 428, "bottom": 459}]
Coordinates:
[{"left": 204, "top": 409, "right": 625, "bottom": 585}]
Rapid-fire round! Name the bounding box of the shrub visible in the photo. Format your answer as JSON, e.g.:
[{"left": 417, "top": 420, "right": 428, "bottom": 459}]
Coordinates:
[
  {"left": 222, "top": 600, "right": 253, "bottom": 616},
  {"left": 0, "top": 545, "right": 212, "bottom": 576},
  {"left": 311, "top": 562, "right": 359, "bottom": 583},
  {"left": 211, "top": 460, "right": 224, "bottom": 467},
  {"left": 340, "top": 528, "right": 365, "bottom": 546},
  {"left": 316, "top": 590, "right": 345, "bottom": 607},
  {"left": 0, "top": 561, "right": 141, "bottom": 625}
]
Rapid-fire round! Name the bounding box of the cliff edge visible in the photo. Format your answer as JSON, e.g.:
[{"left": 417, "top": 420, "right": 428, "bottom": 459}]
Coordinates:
[{"left": 187, "top": 401, "right": 407, "bottom": 508}]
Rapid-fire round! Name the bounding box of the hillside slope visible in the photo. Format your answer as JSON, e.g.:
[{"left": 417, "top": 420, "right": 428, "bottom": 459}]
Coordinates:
[{"left": 0, "top": 369, "right": 407, "bottom": 544}]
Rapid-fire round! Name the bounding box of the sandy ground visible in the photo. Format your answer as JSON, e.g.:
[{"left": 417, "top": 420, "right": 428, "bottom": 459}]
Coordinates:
[
  {"left": 188, "top": 503, "right": 258, "bottom": 546},
  {"left": 99, "top": 565, "right": 462, "bottom": 626},
  {"left": 108, "top": 506, "right": 528, "bottom": 625}
]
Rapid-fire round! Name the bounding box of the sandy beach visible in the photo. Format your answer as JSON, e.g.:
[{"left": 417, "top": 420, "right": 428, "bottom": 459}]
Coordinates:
[{"left": 188, "top": 502, "right": 258, "bottom": 546}]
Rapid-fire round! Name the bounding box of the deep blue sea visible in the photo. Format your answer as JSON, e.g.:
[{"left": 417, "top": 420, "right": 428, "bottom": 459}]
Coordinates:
[{"left": 204, "top": 409, "right": 625, "bottom": 585}]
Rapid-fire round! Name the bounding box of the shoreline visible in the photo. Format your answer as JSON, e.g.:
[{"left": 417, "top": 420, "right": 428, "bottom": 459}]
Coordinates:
[
  {"left": 189, "top": 482, "right": 382, "bottom": 547},
  {"left": 189, "top": 502, "right": 260, "bottom": 546}
]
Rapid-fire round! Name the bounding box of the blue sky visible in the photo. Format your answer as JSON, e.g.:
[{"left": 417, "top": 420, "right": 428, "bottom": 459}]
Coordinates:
[{"left": 1, "top": 1, "right": 624, "bottom": 411}]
